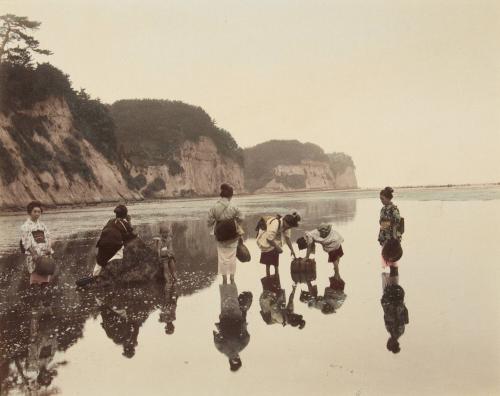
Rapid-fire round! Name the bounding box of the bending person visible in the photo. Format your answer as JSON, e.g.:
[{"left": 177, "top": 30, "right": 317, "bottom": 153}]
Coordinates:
[
  {"left": 92, "top": 205, "right": 136, "bottom": 277},
  {"left": 257, "top": 213, "right": 300, "bottom": 276},
  {"left": 304, "top": 223, "right": 344, "bottom": 274}
]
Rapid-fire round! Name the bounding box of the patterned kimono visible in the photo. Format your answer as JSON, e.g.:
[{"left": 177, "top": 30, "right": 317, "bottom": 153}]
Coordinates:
[
  {"left": 378, "top": 204, "right": 402, "bottom": 246},
  {"left": 20, "top": 218, "right": 53, "bottom": 274}
]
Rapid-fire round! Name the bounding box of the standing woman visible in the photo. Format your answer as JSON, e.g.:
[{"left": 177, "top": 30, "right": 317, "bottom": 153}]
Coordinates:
[
  {"left": 378, "top": 187, "right": 403, "bottom": 275},
  {"left": 208, "top": 184, "right": 244, "bottom": 284},
  {"left": 20, "top": 201, "right": 54, "bottom": 285}
]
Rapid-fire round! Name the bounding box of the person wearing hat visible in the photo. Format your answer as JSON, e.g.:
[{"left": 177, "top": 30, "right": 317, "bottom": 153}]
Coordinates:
[
  {"left": 304, "top": 223, "right": 344, "bottom": 274},
  {"left": 92, "top": 204, "right": 136, "bottom": 277},
  {"left": 207, "top": 183, "right": 244, "bottom": 284}
]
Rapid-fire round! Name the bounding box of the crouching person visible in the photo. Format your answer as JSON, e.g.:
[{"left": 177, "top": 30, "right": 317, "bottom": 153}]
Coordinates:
[{"left": 92, "top": 205, "right": 136, "bottom": 277}]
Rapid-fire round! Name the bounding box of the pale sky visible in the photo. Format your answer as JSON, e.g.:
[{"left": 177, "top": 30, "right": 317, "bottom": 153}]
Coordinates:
[{"left": 2, "top": 0, "right": 499, "bottom": 188}]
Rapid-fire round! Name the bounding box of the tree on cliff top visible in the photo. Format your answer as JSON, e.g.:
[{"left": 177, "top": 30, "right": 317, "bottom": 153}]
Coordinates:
[{"left": 0, "top": 14, "right": 52, "bottom": 66}]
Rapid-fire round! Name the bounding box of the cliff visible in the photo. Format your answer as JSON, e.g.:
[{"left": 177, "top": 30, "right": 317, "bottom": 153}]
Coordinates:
[
  {"left": 0, "top": 97, "right": 141, "bottom": 209},
  {"left": 128, "top": 136, "right": 244, "bottom": 198},
  {"left": 111, "top": 99, "right": 245, "bottom": 198},
  {"left": 0, "top": 96, "right": 244, "bottom": 209},
  {"left": 0, "top": 64, "right": 357, "bottom": 209},
  {"left": 244, "top": 140, "right": 357, "bottom": 193}
]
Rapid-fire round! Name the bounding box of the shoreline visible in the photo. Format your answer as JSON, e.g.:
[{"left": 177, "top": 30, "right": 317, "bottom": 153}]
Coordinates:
[{"left": 1, "top": 182, "right": 498, "bottom": 216}]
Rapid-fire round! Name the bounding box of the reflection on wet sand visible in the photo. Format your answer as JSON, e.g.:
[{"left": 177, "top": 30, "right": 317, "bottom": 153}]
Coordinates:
[
  {"left": 0, "top": 219, "right": 219, "bottom": 394},
  {"left": 299, "top": 265, "right": 347, "bottom": 315},
  {"left": 0, "top": 196, "right": 358, "bottom": 393},
  {"left": 259, "top": 274, "right": 306, "bottom": 329},
  {"left": 381, "top": 274, "right": 409, "bottom": 354},
  {"left": 213, "top": 282, "right": 253, "bottom": 371}
]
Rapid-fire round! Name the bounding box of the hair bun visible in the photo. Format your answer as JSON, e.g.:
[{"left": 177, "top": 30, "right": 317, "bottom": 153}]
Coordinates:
[{"left": 384, "top": 187, "right": 394, "bottom": 193}]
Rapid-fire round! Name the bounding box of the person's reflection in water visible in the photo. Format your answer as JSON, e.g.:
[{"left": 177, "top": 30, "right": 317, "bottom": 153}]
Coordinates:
[
  {"left": 159, "top": 283, "right": 178, "bottom": 335},
  {"left": 259, "top": 275, "right": 305, "bottom": 328},
  {"left": 4, "top": 292, "right": 68, "bottom": 394},
  {"left": 98, "top": 290, "right": 152, "bottom": 358},
  {"left": 300, "top": 269, "right": 347, "bottom": 315},
  {"left": 213, "top": 282, "right": 252, "bottom": 371},
  {"left": 381, "top": 273, "right": 409, "bottom": 353}
]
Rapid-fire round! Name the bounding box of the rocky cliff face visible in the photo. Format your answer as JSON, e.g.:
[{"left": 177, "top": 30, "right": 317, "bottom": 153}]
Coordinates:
[
  {"left": 254, "top": 160, "right": 357, "bottom": 194},
  {"left": 128, "top": 136, "right": 245, "bottom": 198},
  {"left": 0, "top": 98, "right": 245, "bottom": 209},
  {"left": 0, "top": 97, "right": 141, "bottom": 209}
]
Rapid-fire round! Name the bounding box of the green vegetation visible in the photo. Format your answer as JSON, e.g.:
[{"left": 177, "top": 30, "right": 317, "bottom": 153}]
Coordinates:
[
  {"left": 0, "top": 62, "right": 119, "bottom": 162},
  {"left": 110, "top": 99, "right": 244, "bottom": 168},
  {"left": 0, "top": 14, "right": 52, "bottom": 66}
]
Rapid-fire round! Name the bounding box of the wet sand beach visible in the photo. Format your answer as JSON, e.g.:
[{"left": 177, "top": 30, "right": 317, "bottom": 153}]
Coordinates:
[{"left": 0, "top": 186, "right": 499, "bottom": 395}]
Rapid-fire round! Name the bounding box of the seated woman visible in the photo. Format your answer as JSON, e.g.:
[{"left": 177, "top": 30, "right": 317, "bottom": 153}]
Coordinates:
[
  {"left": 304, "top": 223, "right": 344, "bottom": 275},
  {"left": 92, "top": 205, "right": 136, "bottom": 277}
]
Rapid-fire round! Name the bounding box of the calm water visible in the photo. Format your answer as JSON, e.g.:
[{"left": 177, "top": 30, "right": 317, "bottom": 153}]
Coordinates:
[{"left": 1, "top": 186, "right": 499, "bottom": 395}]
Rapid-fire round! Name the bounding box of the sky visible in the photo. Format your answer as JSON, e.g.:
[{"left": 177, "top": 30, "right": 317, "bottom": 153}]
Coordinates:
[{"left": 1, "top": 0, "right": 499, "bottom": 188}]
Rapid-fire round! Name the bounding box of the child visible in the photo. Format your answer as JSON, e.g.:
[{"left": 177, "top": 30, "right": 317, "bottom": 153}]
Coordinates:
[{"left": 153, "top": 225, "right": 177, "bottom": 284}]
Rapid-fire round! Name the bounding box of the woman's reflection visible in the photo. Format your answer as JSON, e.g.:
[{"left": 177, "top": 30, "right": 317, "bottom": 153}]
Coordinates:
[
  {"left": 97, "top": 289, "right": 154, "bottom": 358},
  {"left": 259, "top": 274, "right": 305, "bottom": 329},
  {"left": 0, "top": 289, "right": 68, "bottom": 394},
  {"left": 380, "top": 273, "right": 409, "bottom": 353},
  {"left": 213, "top": 282, "right": 252, "bottom": 371}
]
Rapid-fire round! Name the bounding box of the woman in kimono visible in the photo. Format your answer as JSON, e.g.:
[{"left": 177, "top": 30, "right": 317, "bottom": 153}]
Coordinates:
[{"left": 20, "top": 201, "right": 54, "bottom": 285}]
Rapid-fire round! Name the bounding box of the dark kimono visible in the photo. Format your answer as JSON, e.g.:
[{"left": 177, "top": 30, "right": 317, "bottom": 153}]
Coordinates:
[
  {"left": 96, "top": 218, "right": 136, "bottom": 266},
  {"left": 378, "top": 204, "right": 402, "bottom": 246}
]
